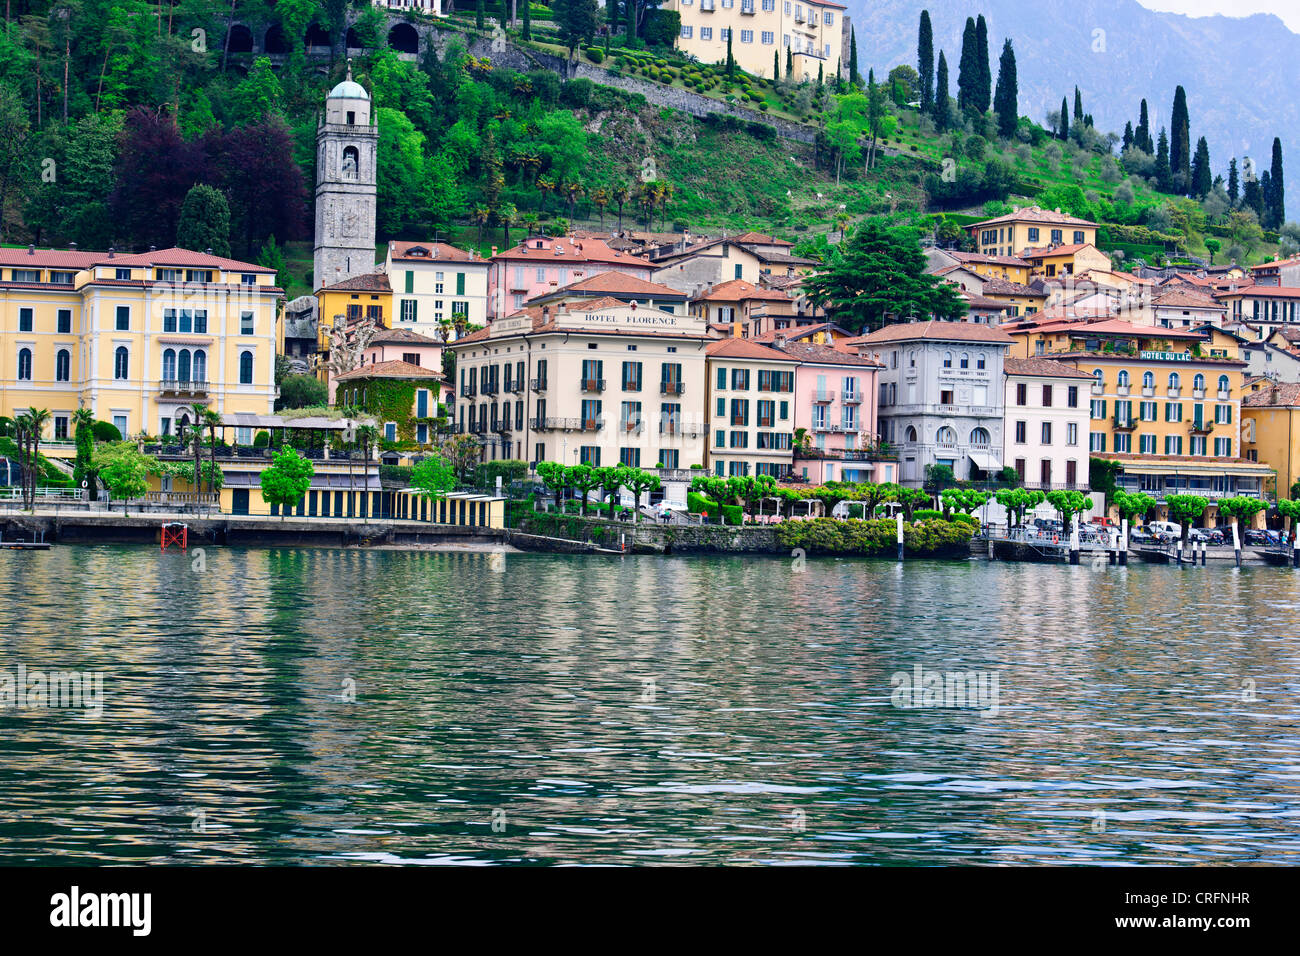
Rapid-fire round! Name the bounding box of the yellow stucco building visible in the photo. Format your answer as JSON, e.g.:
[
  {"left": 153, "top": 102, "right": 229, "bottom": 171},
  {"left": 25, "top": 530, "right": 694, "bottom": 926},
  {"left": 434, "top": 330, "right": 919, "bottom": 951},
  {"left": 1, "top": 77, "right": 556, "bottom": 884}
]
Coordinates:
[
  {"left": 0, "top": 246, "right": 282, "bottom": 441},
  {"left": 668, "top": 0, "right": 846, "bottom": 82},
  {"left": 968, "top": 206, "right": 1098, "bottom": 258},
  {"left": 1242, "top": 382, "right": 1300, "bottom": 499}
]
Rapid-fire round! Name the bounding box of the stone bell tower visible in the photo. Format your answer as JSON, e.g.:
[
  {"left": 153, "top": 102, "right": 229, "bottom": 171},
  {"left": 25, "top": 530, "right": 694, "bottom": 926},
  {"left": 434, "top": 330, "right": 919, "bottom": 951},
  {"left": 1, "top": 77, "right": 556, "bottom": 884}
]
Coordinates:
[{"left": 313, "top": 61, "right": 378, "bottom": 292}]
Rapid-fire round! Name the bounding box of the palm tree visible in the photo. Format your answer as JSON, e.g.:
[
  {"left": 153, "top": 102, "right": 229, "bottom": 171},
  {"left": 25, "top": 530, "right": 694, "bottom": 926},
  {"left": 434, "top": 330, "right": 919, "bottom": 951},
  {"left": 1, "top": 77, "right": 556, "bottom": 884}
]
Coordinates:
[
  {"left": 202, "top": 408, "right": 224, "bottom": 497},
  {"left": 472, "top": 205, "right": 491, "bottom": 248},
  {"left": 72, "top": 407, "right": 95, "bottom": 499},
  {"left": 497, "top": 201, "right": 517, "bottom": 247},
  {"left": 187, "top": 402, "right": 207, "bottom": 490},
  {"left": 564, "top": 180, "right": 584, "bottom": 218},
  {"left": 591, "top": 187, "right": 609, "bottom": 230},
  {"left": 536, "top": 176, "right": 556, "bottom": 214},
  {"left": 657, "top": 181, "right": 675, "bottom": 230},
  {"left": 21, "top": 409, "right": 51, "bottom": 508},
  {"left": 611, "top": 183, "right": 630, "bottom": 233},
  {"left": 12, "top": 414, "right": 31, "bottom": 508},
  {"left": 355, "top": 424, "right": 379, "bottom": 522}
]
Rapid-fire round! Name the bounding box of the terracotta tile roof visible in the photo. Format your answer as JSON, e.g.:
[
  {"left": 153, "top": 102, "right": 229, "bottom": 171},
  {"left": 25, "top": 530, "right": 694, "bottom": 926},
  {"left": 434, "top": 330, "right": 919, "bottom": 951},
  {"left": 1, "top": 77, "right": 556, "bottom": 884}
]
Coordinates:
[
  {"left": 848, "top": 320, "right": 1014, "bottom": 345},
  {"left": 1217, "top": 285, "right": 1300, "bottom": 299},
  {"left": 770, "top": 341, "right": 883, "bottom": 367},
  {"left": 369, "top": 327, "right": 443, "bottom": 346},
  {"left": 0, "top": 246, "right": 274, "bottom": 272},
  {"left": 565, "top": 296, "right": 630, "bottom": 312},
  {"left": 387, "top": 240, "right": 478, "bottom": 263},
  {"left": 546, "top": 272, "right": 686, "bottom": 298},
  {"left": 694, "top": 278, "right": 791, "bottom": 302},
  {"left": 1009, "top": 317, "right": 1206, "bottom": 339},
  {"left": 1250, "top": 255, "right": 1300, "bottom": 272},
  {"left": 945, "top": 250, "right": 1032, "bottom": 268},
  {"left": 729, "top": 231, "right": 794, "bottom": 246},
  {"left": 493, "top": 236, "right": 652, "bottom": 267},
  {"left": 334, "top": 359, "right": 442, "bottom": 382},
  {"left": 750, "top": 322, "right": 852, "bottom": 342},
  {"left": 749, "top": 250, "right": 819, "bottom": 266},
  {"left": 705, "top": 337, "right": 798, "bottom": 361},
  {"left": 972, "top": 205, "right": 1097, "bottom": 228},
  {"left": 1003, "top": 357, "right": 1097, "bottom": 379},
  {"left": 1018, "top": 243, "right": 1091, "bottom": 259},
  {"left": 319, "top": 272, "right": 391, "bottom": 293},
  {"left": 1243, "top": 382, "right": 1300, "bottom": 407},
  {"left": 961, "top": 292, "right": 1012, "bottom": 311},
  {"left": 980, "top": 277, "right": 1046, "bottom": 297},
  {"left": 1152, "top": 289, "right": 1222, "bottom": 308}
]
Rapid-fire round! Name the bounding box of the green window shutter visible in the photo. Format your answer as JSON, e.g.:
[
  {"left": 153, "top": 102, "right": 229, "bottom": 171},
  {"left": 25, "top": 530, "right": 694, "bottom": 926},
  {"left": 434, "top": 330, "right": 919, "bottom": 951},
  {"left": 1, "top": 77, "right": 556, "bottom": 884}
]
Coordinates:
[
  {"left": 1226, "top": 405, "right": 1233, "bottom": 423},
  {"left": 405, "top": 271, "right": 413, "bottom": 294},
  {"left": 456, "top": 272, "right": 465, "bottom": 295}
]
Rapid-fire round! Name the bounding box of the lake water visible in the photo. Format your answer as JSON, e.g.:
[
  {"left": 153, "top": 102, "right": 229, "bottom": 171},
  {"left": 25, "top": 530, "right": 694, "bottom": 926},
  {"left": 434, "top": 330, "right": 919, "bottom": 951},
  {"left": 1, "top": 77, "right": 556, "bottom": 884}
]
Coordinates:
[{"left": 2, "top": 544, "right": 1299, "bottom": 865}]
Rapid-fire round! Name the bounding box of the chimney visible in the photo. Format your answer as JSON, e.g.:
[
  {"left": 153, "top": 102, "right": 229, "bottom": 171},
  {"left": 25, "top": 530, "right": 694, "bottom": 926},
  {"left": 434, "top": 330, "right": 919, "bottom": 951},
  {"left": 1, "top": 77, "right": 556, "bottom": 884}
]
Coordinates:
[
  {"left": 149, "top": 245, "right": 156, "bottom": 253},
  {"left": 108, "top": 247, "right": 115, "bottom": 258},
  {"left": 205, "top": 247, "right": 212, "bottom": 256},
  {"left": 26, "top": 244, "right": 33, "bottom": 255},
  {"left": 432, "top": 246, "right": 439, "bottom": 259},
  {"left": 491, "top": 246, "right": 498, "bottom": 257},
  {"left": 775, "top": 333, "right": 787, "bottom": 349},
  {"left": 69, "top": 241, "right": 76, "bottom": 250}
]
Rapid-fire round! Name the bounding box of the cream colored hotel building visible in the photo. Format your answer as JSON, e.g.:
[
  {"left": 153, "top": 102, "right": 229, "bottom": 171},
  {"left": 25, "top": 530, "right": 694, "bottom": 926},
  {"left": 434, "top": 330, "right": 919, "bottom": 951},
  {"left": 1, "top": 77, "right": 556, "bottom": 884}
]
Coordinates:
[{"left": 668, "top": 0, "right": 847, "bottom": 82}]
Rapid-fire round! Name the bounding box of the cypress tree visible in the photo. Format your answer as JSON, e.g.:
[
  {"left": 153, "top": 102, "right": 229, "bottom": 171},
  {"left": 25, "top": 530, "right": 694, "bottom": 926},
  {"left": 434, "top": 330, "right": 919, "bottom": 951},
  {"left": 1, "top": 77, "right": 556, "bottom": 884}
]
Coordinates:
[
  {"left": 1137, "top": 99, "right": 1151, "bottom": 153},
  {"left": 993, "top": 38, "right": 1017, "bottom": 139},
  {"left": 1269, "top": 137, "right": 1285, "bottom": 231},
  {"left": 626, "top": 0, "right": 635, "bottom": 43},
  {"left": 523, "top": 0, "right": 532, "bottom": 39},
  {"left": 957, "top": 18, "right": 977, "bottom": 117},
  {"left": 1227, "top": 158, "right": 1239, "bottom": 205},
  {"left": 1073, "top": 86, "right": 1083, "bottom": 126},
  {"left": 726, "top": 30, "right": 734, "bottom": 77},
  {"left": 974, "top": 14, "right": 991, "bottom": 113},
  {"left": 1243, "top": 165, "right": 1263, "bottom": 218},
  {"left": 1059, "top": 96, "right": 1069, "bottom": 140},
  {"left": 1190, "top": 136, "right": 1212, "bottom": 198},
  {"left": 917, "top": 11, "right": 934, "bottom": 111},
  {"left": 1122, "top": 121, "right": 1133, "bottom": 151},
  {"left": 476, "top": 0, "right": 485, "bottom": 30},
  {"left": 1261, "top": 170, "right": 1274, "bottom": 224},
  {"left": 1170, "top": 85, "right": 1190, "bottom": 194},
  {"left": 773, "top": 49, "right": 780, "bottom": 81},
  {"left": 786, "top": 46, "right": 793, "bottom": 78},
  {"left": 1155, "top": 128, "right": 1172, "bottom": 193},
  {"left": 850, "top": 27, "right": 861, "bottom": 87},
  {"left": 933, "top": 49, "right": 949, "bottom": 131},
  {"left": 817, "top": 61, "right": 823, "bottom": 89}
]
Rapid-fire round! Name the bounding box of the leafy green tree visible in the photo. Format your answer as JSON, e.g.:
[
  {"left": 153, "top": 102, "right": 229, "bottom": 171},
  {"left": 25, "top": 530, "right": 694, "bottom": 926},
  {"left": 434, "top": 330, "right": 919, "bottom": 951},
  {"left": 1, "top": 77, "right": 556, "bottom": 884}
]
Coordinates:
[
  {"left": 993, "top": 39, "right": 1017, "bottom": 139},
  {"left": 536, "top": 461, "right": 569, "bottom": 508},
  {"left": 411, "top": 456, "right": 457, "bottom": 498},
  {"left": 1216, "top": 496, "right": 1267, "bottom": 535},
  {"left": 1155, "top": 128, "right": 1173, "bottom": 193},
  {"left": 1045, "top": 489, "right": 1091, "bottom": 528},
  {"left": 0, "top": 82, "right": 31, "bottom": 242},
  {"left": 940, "top": 487, "right": 990, "bottom": 515},
  {"left": 260, "top": 447, "right": 315, "bottom": 519},
  {"left": 1113, "top": 490, "right": 1156, "bottom": 524},
  {"left": 229, "top": 57, "right": 284, "bottom": 125},
  {"left": 623, "top": 469, "right": 662, "bottom": 522},
  {"left": 916, "top": 10, "right": 933, "bottom": 110},
  {"left": 974, "top": 14, "right": 991, "bottom": 113},
  {"left": 1204, "top": 237, "right": 1221, "bottom": 264},
  {"left": 71, "top": 408, "right": 97, "bottom": 500},
  {"left": 956, "top": 17, "right": 977, "bottom": 117},
  {"left": 1277, "top": 498, "right": 1300, "bottom": 541},
  {"left": 801, "top": 218, "right": 968, "bottom": 333},
  {"left": 1267, "top": 137, "right": 1285, "bottom": 230},
  {"left": 597, "top": 465, "right": 629, "bottom": 512},
  {"left": 995, "top": 487, "right": 1045, "bottom": 529},
  {"left": 94, "top": 443, "right": 154, "bottom": 514},
  {"left": 567, "top": 463, "right": 603, "bottom": 516},
  {"left": 176, "top": 184, "right": 231, "bottom": 257},
  {"left": 1190, "top": 136, "right": 1212, "bottom": 199},
  {"left": 1165, "top": 493, "right": 1209, "bottom": 547},
  {"left": 555, "top": 0, "right": 600, "bottom": 55}
]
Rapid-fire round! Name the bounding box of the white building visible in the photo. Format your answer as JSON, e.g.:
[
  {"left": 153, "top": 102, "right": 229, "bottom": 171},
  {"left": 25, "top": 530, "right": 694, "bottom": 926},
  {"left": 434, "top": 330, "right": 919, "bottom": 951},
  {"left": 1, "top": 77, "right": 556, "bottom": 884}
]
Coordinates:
[
  {"left": 1002, "top": 357, "right": 1094, "bottom": 489},
  {"left": 385, "top": 241, "right": 491, "bottom": 340}
]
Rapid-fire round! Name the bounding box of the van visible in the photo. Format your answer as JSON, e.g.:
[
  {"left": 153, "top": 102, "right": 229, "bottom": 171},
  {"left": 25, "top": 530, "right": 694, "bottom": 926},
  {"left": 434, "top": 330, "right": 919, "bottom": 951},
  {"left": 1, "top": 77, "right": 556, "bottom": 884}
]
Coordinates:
[{"left": 1147, "top": 520, "right": 1181, "bottom": 537}]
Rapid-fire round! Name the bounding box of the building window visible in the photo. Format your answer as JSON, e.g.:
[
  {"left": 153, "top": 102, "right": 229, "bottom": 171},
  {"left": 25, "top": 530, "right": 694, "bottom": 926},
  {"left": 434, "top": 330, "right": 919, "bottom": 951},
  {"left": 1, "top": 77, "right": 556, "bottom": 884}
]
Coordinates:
[
  {"left": 741, "top": 30, "right": 753, "bottom": 43},
  {"left": 701, "top": 27, "right": 712, "bottom": 40},
  {"left": 56, "top": 349, "right": 70, "bottom": 382},
  {"left": 936, "top": 426, "right": 957, "bottom": 444},
  {"left": 116, "top": 306, "right": 130, "bottom": 331},
  {"left": 970, "top": 427, "right": 990, "bottom": 446},
  {"left": 239, "top": 350, "right": 254, "bottom": 384},
  {"left": 18, "top": 308, "right": 32, "bottom": 332},
  {"left": 17, "top": 347, "right": 32, "bottom": 380},
  {"left": 943, "top": 351, "right": 952, "bottom": 368},
  {"left": 1067, "top": 386, "right": 1078, "bottom": 408},
  {"left": 1041, "top": 422, "right": 1052, "bottom": 444},
  {"left": 1015, "top": 421, "right": 1026, "bottom": 443},
  {"left": 762, "top": 30, "right": 774, "bottom": 44},
  {"left": 114, "top": 346, "right": 129, "bottom": 380},
  {"left": 57, "top": 309, "right": 72, "bottom": 334}
]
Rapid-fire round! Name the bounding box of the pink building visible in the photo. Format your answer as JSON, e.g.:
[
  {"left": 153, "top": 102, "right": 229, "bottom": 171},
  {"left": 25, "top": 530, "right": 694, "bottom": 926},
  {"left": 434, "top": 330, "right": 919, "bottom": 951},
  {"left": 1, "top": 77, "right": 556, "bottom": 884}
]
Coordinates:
[
  {"left": 328, "top": 327, "right": 443, "bottom": 404},
  {"left": 488, "top": 236, "right": 654, "bottom": 318},
  {"left": 773, "top": 340, "right": 893, "bottom": 484}
]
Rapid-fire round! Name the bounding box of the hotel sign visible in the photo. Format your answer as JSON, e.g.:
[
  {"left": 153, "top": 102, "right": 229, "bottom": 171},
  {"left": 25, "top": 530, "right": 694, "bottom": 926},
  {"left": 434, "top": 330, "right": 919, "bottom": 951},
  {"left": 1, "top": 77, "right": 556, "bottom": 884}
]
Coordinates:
[{"left": 1139, "top": 350, "right": 1191, "bottom": 361}]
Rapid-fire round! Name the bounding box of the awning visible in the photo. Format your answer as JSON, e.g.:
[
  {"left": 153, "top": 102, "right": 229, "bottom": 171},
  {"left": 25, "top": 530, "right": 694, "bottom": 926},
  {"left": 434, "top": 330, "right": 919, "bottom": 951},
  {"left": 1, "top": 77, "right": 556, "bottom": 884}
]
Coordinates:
[{"left": 969, "top": 450, "right": 1003, "bottom": 472}]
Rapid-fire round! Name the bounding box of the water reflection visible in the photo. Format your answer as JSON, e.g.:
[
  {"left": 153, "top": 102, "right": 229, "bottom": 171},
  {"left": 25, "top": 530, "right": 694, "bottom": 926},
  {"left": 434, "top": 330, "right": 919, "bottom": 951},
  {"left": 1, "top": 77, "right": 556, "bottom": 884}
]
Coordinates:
[{"left": 1, "top": 546, "right": 1298, "bottom": 865}]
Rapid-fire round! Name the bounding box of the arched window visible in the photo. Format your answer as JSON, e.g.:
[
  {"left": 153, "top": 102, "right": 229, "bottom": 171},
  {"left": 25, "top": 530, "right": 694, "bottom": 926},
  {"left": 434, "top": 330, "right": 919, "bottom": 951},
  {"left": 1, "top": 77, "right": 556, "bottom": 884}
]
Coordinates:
[
  {"left": 908, "top": 350, "right": 916, "bottom": 368},
  {"left": 55, "top": 349, "right": 70, "bottom": 382},
  {"left": 1117, "top": 370, "right": 1130, "bottom": 387},
  {"left": 1143, "top": 371, "right": 1154, "bottom": 388},
  {"left": 342, "top": 145, "right": 360, "bottom": 179},
  {"left": 1168, "top": 372, "right": 1180, "bottom": 390},
  {"left": 177, "top": 349, "right": 191, "bottom": 382},
  {"left": 239, "top": 350, "right": 254, "bottom": 384},
  {"left": 114, "top": 346, "right": 129, "bottom": 380},
  {"left": 976, "top": 353, "right": 986, "bottom": 369},
  {"left": 937, "top": 426, "right": 957, "bottom": 444},
  {"left": 1093, "top": 368, "right": 1103, "bottom": 386},
  {"left": 943, "top": 351, "right": 953, "bottom": 368},
  {"left": 193, "top": 349, "right": 206, "bottom": 383},
  {"left": 905, "top": 425, "right": 918, "bottom": 443},
  {"left": 162, "top": 348, "right": 176, "bottom": 380},
  {"left": 17, "top": 347, "right": 32, "bottom": 381},
  {"left": 960, "top": 352, "right": 969, "bottom": 369},
  {"left": 1218, "top": 374, "right": 1230, "bottom": 393},
  {"left": 1193, "top": 373, "right": 1205, "bottom": 390},
  {"left": 970, "top": 427, "right": 991, "bottom": 446}
]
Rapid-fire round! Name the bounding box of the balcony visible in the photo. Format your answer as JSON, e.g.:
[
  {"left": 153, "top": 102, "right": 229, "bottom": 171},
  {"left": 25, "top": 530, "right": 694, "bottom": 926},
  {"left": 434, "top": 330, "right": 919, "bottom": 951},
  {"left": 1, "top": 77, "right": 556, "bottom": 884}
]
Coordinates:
[
  {"left": 481, "top": 382, "right": 499, "bottom": 396},
  {"left": 1116, "top": 384, "right": 1130, "bottom": 397},
  {"left": 794, "top": 9, "right": 805, "bottom": 22},
  {"left": 740, "top": 0, "right": 755, "bottom": 12},
  {"left": 1113, "top": 415, "right": 1136, "bottom": 431},
  {"left": 159, "top": 379, "right": 208, "bottom": 395},
  {"left": 1091, "top": 383, "right": 1104, "bottom": 395},
  {"left": 841, "top": 391, "right": 862, "bottom": 405},
  {"left": 1167, "top": 387, "right": 1181, "bottom": 399},
  {"left": 813, "top": 421, "right": 832, "bottom": 432},
  {"left": 1189, "top": 419, "right": 1213, "bottom": 435},
  {"left": 581, "top": 417, "right": 604, "bottom": 431},
  {"left": 1142, "top": 386, "right": 1155, "bottom": 397},
  {"left": 1217, "top": 389, "right": 1230, "bottom": 401},
  {"left": 621, "top": 420, "right": 643, "bottom": 435},
  {"left": 530, "top": 377, "right": 547, "bottom": 391},
  {"left": 1192, "top": 388, "right": 1206, "bottom": 400},
  {"left": 460, "top": 385, "right": 476, "bottom": 398},
  {"left": 495, "top": 421, "right": 512, "bottom": 433},
  {"left": 660, "top": 422, "right": 700, "bottom": 437},
  {"left": 506, "top": 380, "right": 524, "bottom": 394},
  {"left": 661, "top": 381, "right": 684, "bottom": 396},
  {"left": 810, "top": 390, "right": 835, "bottom": 404},
  {"left": 530, "top": 417, "right": 549, "bottom": 431},
  {"left": 581, "top": 378, "right": 605, "bottom": 393}
]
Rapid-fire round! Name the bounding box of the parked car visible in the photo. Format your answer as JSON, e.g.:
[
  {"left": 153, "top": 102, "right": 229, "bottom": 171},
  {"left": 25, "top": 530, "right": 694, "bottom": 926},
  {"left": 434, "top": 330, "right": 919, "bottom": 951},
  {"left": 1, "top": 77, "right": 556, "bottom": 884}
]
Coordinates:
[
  {"left": 1129, "top": 529, "right": 1158, "bottom": 545},
  {"left": 1245, "top": 529, "right": 1284, "bottom": 547},
  {"left": 1146, "top": 520, "right": 1181, "bottom": 538},
  {"left": 1188, "top": 528, "right": 1224, "bottom": 545}
]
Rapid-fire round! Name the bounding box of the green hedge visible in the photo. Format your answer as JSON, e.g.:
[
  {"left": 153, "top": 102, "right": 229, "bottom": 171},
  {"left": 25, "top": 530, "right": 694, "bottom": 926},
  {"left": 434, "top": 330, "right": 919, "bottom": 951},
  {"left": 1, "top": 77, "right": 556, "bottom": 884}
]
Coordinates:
[
  {"left": 914, "top": 509, "right": 943, "bottom": 520},
  {"left": 775, "top": 518, "right": 974, "bottom": 556}
]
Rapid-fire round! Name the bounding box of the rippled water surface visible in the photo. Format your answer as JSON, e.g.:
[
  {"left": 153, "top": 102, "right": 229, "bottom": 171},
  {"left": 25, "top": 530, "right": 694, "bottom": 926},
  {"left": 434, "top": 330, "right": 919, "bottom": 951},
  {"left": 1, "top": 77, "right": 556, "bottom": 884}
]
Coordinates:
[{"left": 2, "top": 544, "right": 1299, "bottom": 865}]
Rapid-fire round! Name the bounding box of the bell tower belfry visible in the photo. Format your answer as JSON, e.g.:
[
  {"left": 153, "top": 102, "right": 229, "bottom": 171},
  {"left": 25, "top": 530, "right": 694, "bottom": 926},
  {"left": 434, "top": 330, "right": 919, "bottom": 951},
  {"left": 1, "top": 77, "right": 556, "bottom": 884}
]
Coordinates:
[{"left": 313, "top": 61, "right": 378, "bottom": 292}]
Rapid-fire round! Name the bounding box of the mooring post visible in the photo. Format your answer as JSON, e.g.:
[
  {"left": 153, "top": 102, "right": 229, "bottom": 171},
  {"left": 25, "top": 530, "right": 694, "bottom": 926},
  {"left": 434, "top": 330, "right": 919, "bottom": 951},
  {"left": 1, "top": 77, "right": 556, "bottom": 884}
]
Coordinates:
[
  {"left": 1176, "top": 538, "right": 1184, "bottom": 565},
  {"left": 1232, "top": 521, "right": 1240, "bottom": 568},
  {"left": 1120, "top": 519, "right": 1129, "bottom": 566},
  {"left": 1068, "top": 518, "right": 1080, "bottom": 565},
  {"left": 896, "top": 513, "right": 904, "bottom": 561}
]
